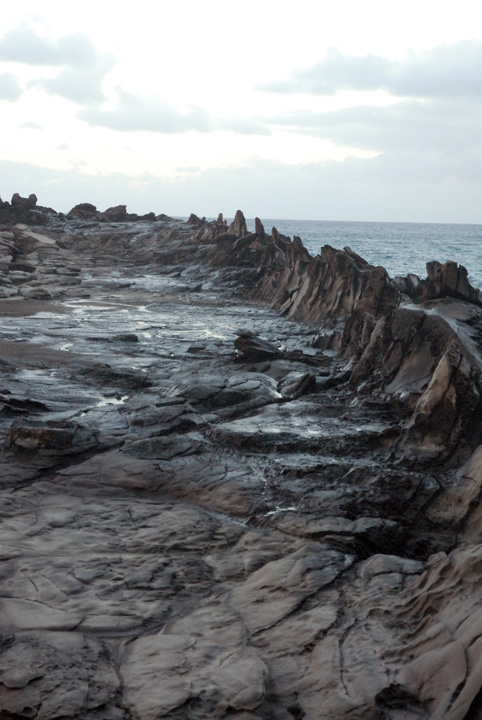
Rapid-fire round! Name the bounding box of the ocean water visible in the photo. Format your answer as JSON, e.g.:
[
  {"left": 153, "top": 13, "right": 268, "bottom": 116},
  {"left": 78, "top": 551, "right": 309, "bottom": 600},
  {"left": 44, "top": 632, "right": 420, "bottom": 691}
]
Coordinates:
[{"left": 244, "top": 219, "right": 482, "bottom": 289}]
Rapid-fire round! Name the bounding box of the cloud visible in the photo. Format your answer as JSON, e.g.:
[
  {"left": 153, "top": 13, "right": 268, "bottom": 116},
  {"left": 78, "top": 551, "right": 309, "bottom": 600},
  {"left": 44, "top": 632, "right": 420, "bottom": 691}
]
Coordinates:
[
  {"left": 0, "top": 72, "right": 22, "bottom": 101},
  {"left": 176, "top": 166, "right": 202, "bottom": 173},
  {"left": 31, "top": 62, "right": 114, "bottom": 103},
  {"left": 78, "top": 90, "right": 211, "bottom": 133},
  {"left": 0, "top": 23, "right": 108, "bottom": 68},
  {"left": 2, "top": 152, "right": 482, "bottom": 226},
  {"left": 259, "top": 40, "right": 482, "bottom": 99},
  {"left": 0, "top": 23, "right": 115, "bottom": 103},
  {"left": 78, "top": 90, "right": 271, "bottom": 135},
  {"left": 268, "top": 97, "right": 482, "bottom": 155},
  {"left": 20, "top": 121, "right": 43, "bottom": 130},
  {"left": 260, "top": 48, "right": 390, "bottom": 96},
  {"left": 214, "top": 117, "right": 270, "bottom": 135}
]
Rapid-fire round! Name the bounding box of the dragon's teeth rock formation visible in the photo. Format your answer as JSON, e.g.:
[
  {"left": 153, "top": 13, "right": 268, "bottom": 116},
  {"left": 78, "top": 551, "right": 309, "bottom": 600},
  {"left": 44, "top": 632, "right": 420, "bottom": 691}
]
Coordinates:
[{"left": 0, "top": 202, "right": 481, "bottom": 719}]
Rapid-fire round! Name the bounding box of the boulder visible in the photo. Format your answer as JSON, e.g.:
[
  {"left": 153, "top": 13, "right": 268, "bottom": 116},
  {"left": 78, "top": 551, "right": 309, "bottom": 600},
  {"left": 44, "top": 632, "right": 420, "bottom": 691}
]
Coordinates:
[
  {"left": 66, "top": 202, "right": 99, "bottom": 220},
  {"left": 11, "top": 193, "right": 37, "bottom": 211},
  {"left": 101, "top": 204, "right": 127, "bottom": 221}
]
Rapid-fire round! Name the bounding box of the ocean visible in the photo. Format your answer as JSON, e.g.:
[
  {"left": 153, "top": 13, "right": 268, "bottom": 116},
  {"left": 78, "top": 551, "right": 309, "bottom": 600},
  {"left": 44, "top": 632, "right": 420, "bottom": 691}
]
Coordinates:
[{"left": 243, "top": 219, "right": 482, "bottom": 289}]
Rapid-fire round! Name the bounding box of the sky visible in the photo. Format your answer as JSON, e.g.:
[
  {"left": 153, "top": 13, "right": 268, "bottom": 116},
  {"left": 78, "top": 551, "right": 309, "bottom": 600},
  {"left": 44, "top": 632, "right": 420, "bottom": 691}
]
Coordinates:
[{"left": 1, "top": 0, "right": 482, "bottom": 222}]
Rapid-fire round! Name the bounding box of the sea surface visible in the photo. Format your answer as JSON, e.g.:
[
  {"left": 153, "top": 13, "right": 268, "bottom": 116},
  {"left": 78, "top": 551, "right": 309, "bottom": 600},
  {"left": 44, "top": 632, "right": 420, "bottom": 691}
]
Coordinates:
[{"left": 243, "top": 219, "right": 482, "bottom": 289}]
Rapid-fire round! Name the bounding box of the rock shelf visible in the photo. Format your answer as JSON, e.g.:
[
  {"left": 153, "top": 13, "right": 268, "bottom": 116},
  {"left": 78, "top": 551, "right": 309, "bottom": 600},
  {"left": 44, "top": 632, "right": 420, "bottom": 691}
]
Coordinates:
[{"left": 0, "top": 194, "right": 482, "bottom": 719}]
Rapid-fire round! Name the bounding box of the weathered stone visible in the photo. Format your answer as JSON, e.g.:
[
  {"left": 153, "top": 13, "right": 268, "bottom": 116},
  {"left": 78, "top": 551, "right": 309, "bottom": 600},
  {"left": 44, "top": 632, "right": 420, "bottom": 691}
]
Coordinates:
[
  {"left": 66, "top": 202, "right": 99, "bottom": 220},
  {"left": 255, "top": 216, "right": 265, "bottom": 237},
  {"left": 11, "top": 192, "right": 37, "bottom": 210},
  {"left": 234, "top": 332, "right": 283, "bottom": 360},
  {"left": 228, "top": 209, "right": 248, "bottom": 237},
  {"left": 101, "top": 204, "right": 127, "bottom": 221},
  {"left": 0, "top": 199, "right": 480, "bottom": 719}
]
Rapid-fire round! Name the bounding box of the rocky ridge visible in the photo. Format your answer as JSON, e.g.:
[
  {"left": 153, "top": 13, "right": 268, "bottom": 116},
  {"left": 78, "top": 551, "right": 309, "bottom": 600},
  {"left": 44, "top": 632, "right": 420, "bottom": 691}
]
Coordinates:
[{"left": 0, "top": 195, "right": 481, "bottom": 719}]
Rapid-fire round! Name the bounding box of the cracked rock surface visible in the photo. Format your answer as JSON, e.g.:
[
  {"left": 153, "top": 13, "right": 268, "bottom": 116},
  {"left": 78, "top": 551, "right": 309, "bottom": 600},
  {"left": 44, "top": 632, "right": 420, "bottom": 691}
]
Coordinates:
[{"left": 0, "top": 204, "right": 482, "bottom": 718}]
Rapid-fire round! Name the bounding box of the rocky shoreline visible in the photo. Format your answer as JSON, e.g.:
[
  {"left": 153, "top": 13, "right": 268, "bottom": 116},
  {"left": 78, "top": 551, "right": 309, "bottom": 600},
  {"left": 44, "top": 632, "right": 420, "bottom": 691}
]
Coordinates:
[{"left": 0, "top": 193, "right": 482, "bottom": 719}]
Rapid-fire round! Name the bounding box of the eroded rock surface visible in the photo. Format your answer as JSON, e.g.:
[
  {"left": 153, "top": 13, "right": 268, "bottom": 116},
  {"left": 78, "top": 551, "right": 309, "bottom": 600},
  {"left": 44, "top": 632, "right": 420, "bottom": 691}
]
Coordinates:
[{"left": 0, "top": 204, "right": 481, "bottom": 718}]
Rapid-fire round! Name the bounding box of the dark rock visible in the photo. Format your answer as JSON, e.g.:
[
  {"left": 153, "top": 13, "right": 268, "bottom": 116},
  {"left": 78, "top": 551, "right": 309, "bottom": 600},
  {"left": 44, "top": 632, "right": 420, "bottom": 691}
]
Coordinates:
[
  {"left": 423, "top": 259, "right": 482, "bottom": 306},
  {"left": 278, "top": 371, "right": 317, "bottom": 399},
  {"left": 228, "top": 209, "right": 248, "bottom": 237},
  {"left": 234, "top": 333, "right": 283, "bottom": 360},
  {"left": 4, "top": 419, "right": 99, "bottom": 456},
  {"left": 102, "top": 204, "right": 127, "bottom": 221},
  {"left": 114, "top": 333, "right": 139, "bottom": 342},
  {"left": 0, "top": 195, "right": 482, "bottom": 719},
  {"left": 67, "top": 202, "right": 99, "bottom": 220},
  {"left": 255, "top": 217, "right": 265, "bottom": 237},
  {"left": 78, "top": 363, "right": 151, "bottom": 390},
  {"left": 11, "top": 193, "right": 37, "bottom": 210},
  {"left": 187, "top": 213, "right": 203, "bottom": 225},
  {"left": 9, "top": 262, "right": 36, "bottom": 273},
  {"left": 392, "top": 272, "right": 423, "bottom": 298}
]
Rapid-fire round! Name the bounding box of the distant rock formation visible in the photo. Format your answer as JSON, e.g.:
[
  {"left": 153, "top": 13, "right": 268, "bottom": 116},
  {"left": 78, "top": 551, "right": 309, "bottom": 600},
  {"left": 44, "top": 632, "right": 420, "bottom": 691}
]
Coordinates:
[
  {"left": 11, "top": 192, "right": 37, "bottom": 211},
  {"left": 67, "top": 202, "right": 99, "bottom": 220},
  {"left": 67, "top": 202, "right": 156, "bottom": 223},
  {"left": 0, "top": 192, "right": 57, "bottom": 225},
  {"left": 228, "top": 209, "right": 248, "bottom": 237}
]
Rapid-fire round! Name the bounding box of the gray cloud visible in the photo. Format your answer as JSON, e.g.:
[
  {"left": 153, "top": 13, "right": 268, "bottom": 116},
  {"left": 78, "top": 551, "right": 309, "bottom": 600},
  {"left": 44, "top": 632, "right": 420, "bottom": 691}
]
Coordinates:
[
  {"left": 2, "top": 151, "right": 482, "bottom": 225},
  {"left": 0, "top": 72, "right": 22, "bottom": 101},
  {"left": 31, "top": 61, "right": 115, "bottom": 103},
  {"left": 176, "top": 166, "right": 202, "bottom": 173},
  {"left": 0, "top": 24, "right": 108, "bottom": 68},
  {"left": 78, "top": 90, "right": 211, "bottom": 132},
  {"left": 273, "top": 98, "right": 480, "bottom": 151},
  {"left": 20, "top": 121, "right": 43, "bottom": 130},
  {"left": 1, "top": 24, "right": 115, "bottom": 103},
  {"left": 259, "top": 40, "right": 482, "bottom": 99},
  {"left": 214, "top": 117, "right": 271, "bottom": 135},
  {"left": 78, "top": 91, "right": 271, "bottom": 135}
]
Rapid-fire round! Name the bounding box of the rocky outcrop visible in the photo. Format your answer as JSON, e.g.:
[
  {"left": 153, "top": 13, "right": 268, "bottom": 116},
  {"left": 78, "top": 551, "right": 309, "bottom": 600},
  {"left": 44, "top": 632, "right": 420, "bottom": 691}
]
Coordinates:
[
  {"left": 0, "top": 201, "right": 482, "bottom": 719},
  {"left": 423, "top": 259, "right": 482, "bottom": 306},
  {"left": 0, "top": 193, "right": 58, "bottom": 225},
  {"left": 11, "top": 192, "right": 37, "bottom": 212},
  {"left": 0, "top": 225, "right": 82, "bottom": 299},
  {"left": 228, "top": 209, "right": 248, "bottom": 237}
]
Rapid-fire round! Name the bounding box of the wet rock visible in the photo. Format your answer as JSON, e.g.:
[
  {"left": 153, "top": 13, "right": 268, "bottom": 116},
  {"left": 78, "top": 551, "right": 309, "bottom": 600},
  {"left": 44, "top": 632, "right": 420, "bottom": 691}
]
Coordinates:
[
  {"left": 20, "top": 287, "right": 53, "bottom": 300},
  {"left": 234, "top": 332, "right": 283, "bottom": 360},
  {"left": 4, "top": 418, "right": 100, "bottom": 456},
  {"left": 278, "top": 370, "right": 317, "bottom": 399},
  {"left": 0, "top": 197, "right": 481, "bottom": 718},
  {"left": 78, "top": 363, "right": 152, "bottom": 390},
  {"left": 114, "top": 333, "right": 139, "bottom": 342},
  {"left": 166, "top": 371, "right": 281, "bottom": 418}
]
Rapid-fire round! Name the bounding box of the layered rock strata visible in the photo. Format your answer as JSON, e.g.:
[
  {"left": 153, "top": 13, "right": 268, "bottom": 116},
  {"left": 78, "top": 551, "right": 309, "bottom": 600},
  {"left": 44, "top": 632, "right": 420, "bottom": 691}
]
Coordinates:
[{"left": 0, "top": 201, "right": 481, "bottom": 719}]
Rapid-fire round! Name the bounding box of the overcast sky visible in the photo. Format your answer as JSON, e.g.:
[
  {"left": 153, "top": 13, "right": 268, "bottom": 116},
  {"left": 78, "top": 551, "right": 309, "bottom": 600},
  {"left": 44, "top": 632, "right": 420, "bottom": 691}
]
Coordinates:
[{"left": 1, "top": 0, "right": 482, "bottom": 222}]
